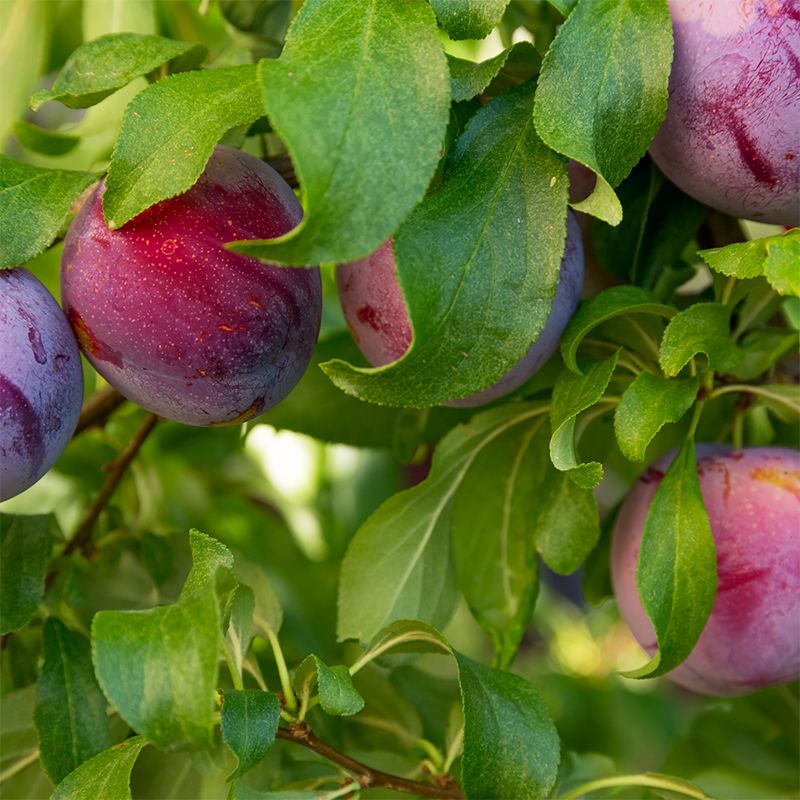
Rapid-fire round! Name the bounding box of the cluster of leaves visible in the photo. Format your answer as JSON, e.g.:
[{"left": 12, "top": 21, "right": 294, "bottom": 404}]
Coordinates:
[{"left": 1, "top": 0, "right": 798, "bottom": 798}]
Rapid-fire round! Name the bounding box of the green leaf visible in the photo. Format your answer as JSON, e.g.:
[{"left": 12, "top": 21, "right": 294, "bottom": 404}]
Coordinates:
[
  {"left": 338, "top": 403, "right": 547, "bottom": 642},
  {"left": 182, "top": 528, "right": 235, "bottom": 596},
  {"left": 230, "top": 0, "right": 449, "bottom": 266},
  {"left": 625, "top": 439, "right": 717, "bottom": 678},
  {"left": 322, "top": 84, "right": 569, "bottom": 407},
  {"left": 103, "top": 65, "right": 264, "bottom": 228},
  {"left": 451, "top": 419, "right": 543, "bottom": 667},
  {"left": 293, "top": 655, "right": 365, "bottom": 717},
  {"left": 533, "top": 0, "right": 672, "bottom": 221},
  {"left": 0, "top": 156, "right": 96, "bottom": 269},
  {"left": 227, "top": 584, "right": 256, "bottom": 678},
  {"left": 698, "top": 230, "right": 800, "bottom": 297},
  {"left": 550, "top": 354, "right": 618, "bottom": 488},
  {"left": 30, "top": 33, "right": 207, "bottom": 110},
  {"left": 560, "top": 286, "right": 675, "bottom": 373},
  {"left": 764, "top": 231, "right": 800, "bottom": 297},
  {"left": 455, "top": 652, "right": 560, "bottom": 800},
  {"left": 0, "top": 513, "right": 52, "bottom": 633},
  {"left": 231, "top": 789, "right": 323, "bottom": 800},
  {"left": 429, "top": 0, "right": 511, "bottom": 39},
  {"left": 51, "top": 737, "right": 147, "bottom": 800},
  {"left": 220, "top": 690, "right": 280, "bottom": 779},
  {"left": 35, "top": 619, "right": 113, "bottom": 784},
  {"left": 615, "top": 373, "right": 700, "bottom": 462},
  {"left": 730, "top": 328, "right": 799, "bottom": 381},
  {"left": 659, "top": 303, "right": 742, "bottom": 377},
  {"left": 12, "top": 120, "right": 80, "bottom": 156},
  {"left": 92, "top": 589, "right": 220, "bottom": 749},
  {"left": 448, "top": 49, "right": 512, "bottom": 102}
]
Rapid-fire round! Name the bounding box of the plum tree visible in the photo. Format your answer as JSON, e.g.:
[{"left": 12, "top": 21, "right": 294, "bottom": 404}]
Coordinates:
[
  {"left": 612, "top": 447, "right": 800, "bottom": 696},
  {"left": 61, "top": 146, "right": 322, "bottom": 427},
  {"left": 0, "top": 269, "right": 83, "bottom": 501},
  {"left": 650, "top": 0, "right": 800, "bottom": 226},
  {"left": 336, "top": 212, "right": 584, "bottom": 407}
]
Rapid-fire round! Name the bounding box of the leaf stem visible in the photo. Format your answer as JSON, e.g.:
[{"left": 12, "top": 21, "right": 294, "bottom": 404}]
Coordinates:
[
  {"left": 710, "top": 383, "right": 799, "bottom": 415},
  {"left": 559, "top": 773, "right": 710, "bottom": 800},
  {"left": 222, "top": 638, "right": 244, "bottom": 690},
  {"left": 73, "top": 387, "right": 126, "bottom": 436},
  {"left": 275, "top": 723, "right": 463, "bottom": 799},
  {"left": 0, "top": 748, "right": 40, "bottom": 784},
  {"left": 719, "top": 275, "right": 737, "bottom": 306},
  {"left": 261, "top": 623, "right": 297, "bottom": 714}
]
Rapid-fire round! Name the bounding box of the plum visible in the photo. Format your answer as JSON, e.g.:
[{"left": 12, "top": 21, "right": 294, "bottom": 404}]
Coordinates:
[
  {"left": 336, "top": 212, "right": 584, "bottom": 407},
  {"left": 611, "top": 446, "right": 800, "bottom": 695},
  {"left": 650, "top": 0, "right": 800, "bottom": 226},
  {"left": 61, "top": 146, "right": 322, "bottom": 426},
  {"left": 0, "top": 269, "right": 83, "bottom": 501}
]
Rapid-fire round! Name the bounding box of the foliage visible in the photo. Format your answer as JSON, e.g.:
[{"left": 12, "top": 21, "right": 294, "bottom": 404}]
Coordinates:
[{"left": 0, "top": 1, "right": 797, "bottom": 799}]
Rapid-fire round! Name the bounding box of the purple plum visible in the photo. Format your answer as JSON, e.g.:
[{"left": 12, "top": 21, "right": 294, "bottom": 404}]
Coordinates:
[
  {"left": 0, "top": 269, "right": 83, "bottom": 501},
  {"left": 61, "top": 146, "right": 322, "bottom": 426},
  {"left": 612, "top": 446, "right": 800, "bottom": 695},
  {"left": 650, "top": 0, "right": 800, "bottom": 225},
  {"left": 336, "top": 212, "right": 585, "bottom": 407}
]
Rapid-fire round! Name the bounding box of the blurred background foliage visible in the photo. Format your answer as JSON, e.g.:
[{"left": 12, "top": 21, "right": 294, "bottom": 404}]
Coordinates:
[{"left": 1, "top": 0, "right": 798, "bottom": 798}]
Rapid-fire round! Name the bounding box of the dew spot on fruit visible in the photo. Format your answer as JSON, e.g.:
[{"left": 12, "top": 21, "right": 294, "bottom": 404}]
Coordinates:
[
  {"left": 27, "top": 327, "right": 46, "bottom": 364},
  {"left": 161, "top": 239, "right": 178, "bottom": 256},
  {"left": 750, "top": 466, "right": 800, "bottom": 500}
]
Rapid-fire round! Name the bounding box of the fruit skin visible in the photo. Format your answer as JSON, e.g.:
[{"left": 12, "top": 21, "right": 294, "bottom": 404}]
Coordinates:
[
  {"left": 611, "top": 446, "right": 800, "bottom": 696},
  {"left": 61, "top": 146, "right": 322, "bottom": 426},
  {"left": 0, "top": 269, "right": 83, "bottom": 501},
  {"left": 649, "top": 0, "right": 800, "bottom": 226},
  {"left": 336, "top": 212, "right": 584, "bottom": 407}
]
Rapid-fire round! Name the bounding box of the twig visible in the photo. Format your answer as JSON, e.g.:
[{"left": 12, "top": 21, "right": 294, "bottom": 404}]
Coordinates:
[
  {"left": 46, "top": 414, "right": 159, "bottom": 594},
  {"left": 74, "top": 387, "right": 126, "bottom": 435},
  {"left": 275, "top": 723, "right": 463, "bottom": 799}
]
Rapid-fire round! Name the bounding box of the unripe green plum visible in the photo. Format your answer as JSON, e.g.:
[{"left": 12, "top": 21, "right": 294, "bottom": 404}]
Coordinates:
[
  {"left": 61, "top": 146, "right": 321, "bottom": 426},
  {"left": 650, "top": 0, "right": 800, "bottom": 225},
  {"left": 612, "top": 446, "right": 800, "bottom": 695},
  {"left": 336, "top": 213, "right": 584, "bottom": 407},
  {"left": 1, "top": 269, "right": 83, "bottom": 501}
]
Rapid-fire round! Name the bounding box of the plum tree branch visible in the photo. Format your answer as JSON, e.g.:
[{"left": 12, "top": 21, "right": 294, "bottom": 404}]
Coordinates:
[
  {"left": 275, "top": 723, "right": 463, "bottom": 799},
  {"left": 44, "top": 413, "right": 160, "bottom": 596}
]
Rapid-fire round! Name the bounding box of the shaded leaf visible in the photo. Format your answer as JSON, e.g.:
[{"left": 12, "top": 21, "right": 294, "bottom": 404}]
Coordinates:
[
  {"left": 338, "top": 404, "right": 547, "bottom": 642},
  {"left": 456, "top": 652, "right": 560, "bottom": 800},
  {"left": 35, "top": 619, "right": 113, "bottom": 784},
  {"left": 534, "top": 0, "right": 672, "bottom": 222},
  {"left": 659, "top": 303, "right": 742, "bottom": 377},
  {"left": 0, "top": 156, "right": 96, "bottom": 268},
  {"left": 51, "top": 737, "right": 147, "bottom": 800},
  {"left": 430, "top": 0, "right": 511, "bottom": 39},
  {"left": 625, "top": 439, "right": 717, "bottom": 678},
  {"left": 550, "top": 354, "right": 618, "bottom": 488},
  {"left": 615, "top": 373, "right": 700, "bottom": 462},
  {"left": 294, "top": 655, "right": 364, "bottom": 717},
  {"left": 323, "top": 84, "right": 569, "bottom": 407},
  {"left": 12, "top": 120, "right": 80, "bottom": 155},
  {"left": 30, "top": 33, "right": 206, "bottom": 110},
  {"left": 221, "top": 690, "right": 280, "bottom": 779},
  {"left": 92, "top": 589, "right": 220, "bottom": 749},
  {"left": 0, "top": 513, "right": 53, "bottom": 633}
]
